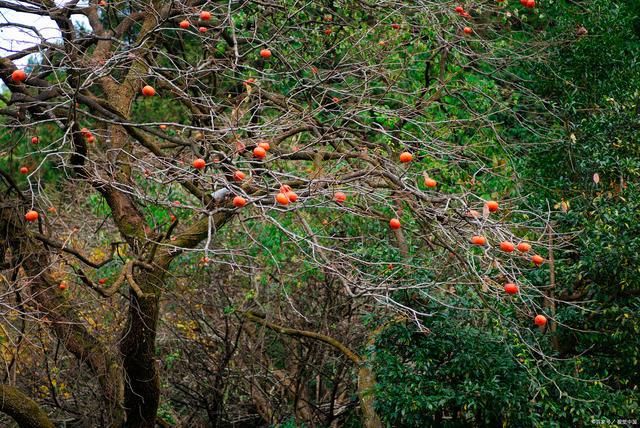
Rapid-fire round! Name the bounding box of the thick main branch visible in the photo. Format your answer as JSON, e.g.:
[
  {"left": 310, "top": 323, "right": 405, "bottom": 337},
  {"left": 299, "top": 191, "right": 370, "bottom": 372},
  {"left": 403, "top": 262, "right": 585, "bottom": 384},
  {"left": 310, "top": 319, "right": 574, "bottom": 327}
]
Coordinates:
[{"left": 0, "top": 384, "right": 54, "bottom": 428}]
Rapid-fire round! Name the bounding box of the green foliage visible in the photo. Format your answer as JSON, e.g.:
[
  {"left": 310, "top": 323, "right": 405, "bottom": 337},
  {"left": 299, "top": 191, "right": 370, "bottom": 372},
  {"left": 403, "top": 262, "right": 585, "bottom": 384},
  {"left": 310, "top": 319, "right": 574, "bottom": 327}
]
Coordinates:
[
  {"left": 372, "top": 318, "right": 638, "bottom": 427},
  {"left": 504, "top": 0, "right": 640, "bottom": 420},
  {"left": 156, "top": 401, "right": 177, "bottom": 425},
  {"left": 373, "top": 320, "right": 532, "bottom": 427}
]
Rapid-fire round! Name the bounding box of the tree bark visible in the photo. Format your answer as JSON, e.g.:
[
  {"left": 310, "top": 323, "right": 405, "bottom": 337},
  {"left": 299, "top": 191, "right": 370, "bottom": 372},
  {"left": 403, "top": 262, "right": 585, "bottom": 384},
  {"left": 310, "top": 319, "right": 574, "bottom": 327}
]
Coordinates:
[
  {"left": 117, "top": 212, "right": 233, "bottom": 427},
  {"left": 0, "top": 202, "right": 125, "bottom": 427},
  {"left": 120, "top": 270, "right": 162, "bottom": 428},
  {"left": 357, "top": 366, "right": 383, "bottom": 428},
  {"left": 0, "top": 384, "right": 54, "bottom": 428}
]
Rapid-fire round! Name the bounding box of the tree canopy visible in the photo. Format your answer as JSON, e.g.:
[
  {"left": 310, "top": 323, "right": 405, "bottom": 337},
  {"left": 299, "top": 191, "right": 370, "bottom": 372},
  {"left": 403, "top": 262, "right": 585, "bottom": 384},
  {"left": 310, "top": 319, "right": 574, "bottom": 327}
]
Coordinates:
[{"left": 0, "top": 0, "right": 637, "bottom": 427}]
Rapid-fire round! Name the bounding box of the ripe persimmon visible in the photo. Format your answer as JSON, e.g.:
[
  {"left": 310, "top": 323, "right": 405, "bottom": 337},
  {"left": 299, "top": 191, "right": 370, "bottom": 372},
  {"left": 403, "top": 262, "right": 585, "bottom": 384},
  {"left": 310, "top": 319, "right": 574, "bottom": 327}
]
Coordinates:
[
  {"left": 531, "top": 255, "right": 544, "bottom": 266},
  {"left": 233, "top": 196, "right": 247, "bottom": 207},
  {"left": 253, "top": 146, "right": 266, "bottom": 159},
  {"left": 389, "top": 218, "right": 401, "bottom": 230},
  {"left": 25, "top": 210, "right": 39, "bottom": 222},
  {"left": 399, "top": 152, "right": 413, "bottom": 163},
  {"left": 334, "top": 192, "right": 347, "bottom": 203},
  {"left": 193, "top": 158, "right": 206, "bottom": 169},
  {"left": 517, "top": 242, "right": 531, "bottom": 252},
  {"left": 141, "top": 85, "right": 155, "bottom": 96},
  {"left": 424, "top": 177, "right": 437, "bottom": 188},
  {"left": 504, "top": 283, "right": 518, "bottom": 294},
  {"left": 276, "top": 192, "right": 289, "bottom": 205},
  {"left": 485, "top": 200, "right": 499, "bottom": 212},
  {"left": 470, "top": 235, "right": 487, "bottom": 246},
  {"left": 11, "top": 70, "right": 26, "bottom": 82},
  {"left": 499, "top": 241, "right": 515, "bottom": 252}
]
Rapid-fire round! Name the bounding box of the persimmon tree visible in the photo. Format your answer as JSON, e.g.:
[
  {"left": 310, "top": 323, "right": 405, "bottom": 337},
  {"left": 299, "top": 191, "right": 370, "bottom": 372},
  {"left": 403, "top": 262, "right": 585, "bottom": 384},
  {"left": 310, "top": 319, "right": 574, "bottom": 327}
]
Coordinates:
[{"left": 0, "top": 0, "right": 569, "bottom": 426}]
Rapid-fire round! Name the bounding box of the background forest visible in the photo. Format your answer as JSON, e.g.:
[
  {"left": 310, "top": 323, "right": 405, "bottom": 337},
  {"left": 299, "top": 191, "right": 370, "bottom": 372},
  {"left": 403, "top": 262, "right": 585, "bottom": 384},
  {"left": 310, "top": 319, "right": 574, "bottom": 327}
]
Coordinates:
[{"left": 0, "top": 0, "right": 638, "bottom": 427}]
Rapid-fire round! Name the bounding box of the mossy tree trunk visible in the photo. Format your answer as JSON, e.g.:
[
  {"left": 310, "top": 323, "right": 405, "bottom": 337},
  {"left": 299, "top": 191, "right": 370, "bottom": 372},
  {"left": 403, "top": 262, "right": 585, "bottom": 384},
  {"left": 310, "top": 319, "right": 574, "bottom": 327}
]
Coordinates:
[
  {"left": 0, "top": 202, "right": 126, "bottom": 427},
  {"left": 0, "top": 384, "right": 55, "bottom": 428}
]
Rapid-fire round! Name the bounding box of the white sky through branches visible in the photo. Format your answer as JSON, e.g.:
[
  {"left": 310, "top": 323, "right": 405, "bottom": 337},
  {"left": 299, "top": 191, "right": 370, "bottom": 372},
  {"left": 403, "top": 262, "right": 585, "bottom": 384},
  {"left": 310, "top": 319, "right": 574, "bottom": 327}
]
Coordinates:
[{"left": 0, "top": 1, "right": 91, "bottom": 66}]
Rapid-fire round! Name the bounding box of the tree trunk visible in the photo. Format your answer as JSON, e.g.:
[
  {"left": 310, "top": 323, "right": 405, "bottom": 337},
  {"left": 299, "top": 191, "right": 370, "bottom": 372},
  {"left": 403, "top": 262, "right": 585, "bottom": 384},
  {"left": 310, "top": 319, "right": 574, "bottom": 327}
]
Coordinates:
[
  {"left": 0, "top": 203, "right": 125, "bottom": 427},
  {"left": 357, "top": 366, "right": 383, "bottom": 428},
  {"left": 120, "top": 270, "right": 163, "bottom": 428},
  {"left": 0, "top": 384, "right": 54, "bottom": 428}
]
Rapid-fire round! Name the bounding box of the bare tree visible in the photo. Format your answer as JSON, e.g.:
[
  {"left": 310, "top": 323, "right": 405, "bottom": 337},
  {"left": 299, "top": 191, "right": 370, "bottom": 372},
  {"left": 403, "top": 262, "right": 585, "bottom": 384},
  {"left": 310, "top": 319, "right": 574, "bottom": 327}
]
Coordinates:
[{"left": 0, "top": 1, "right": 568, "bottom": 426}]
